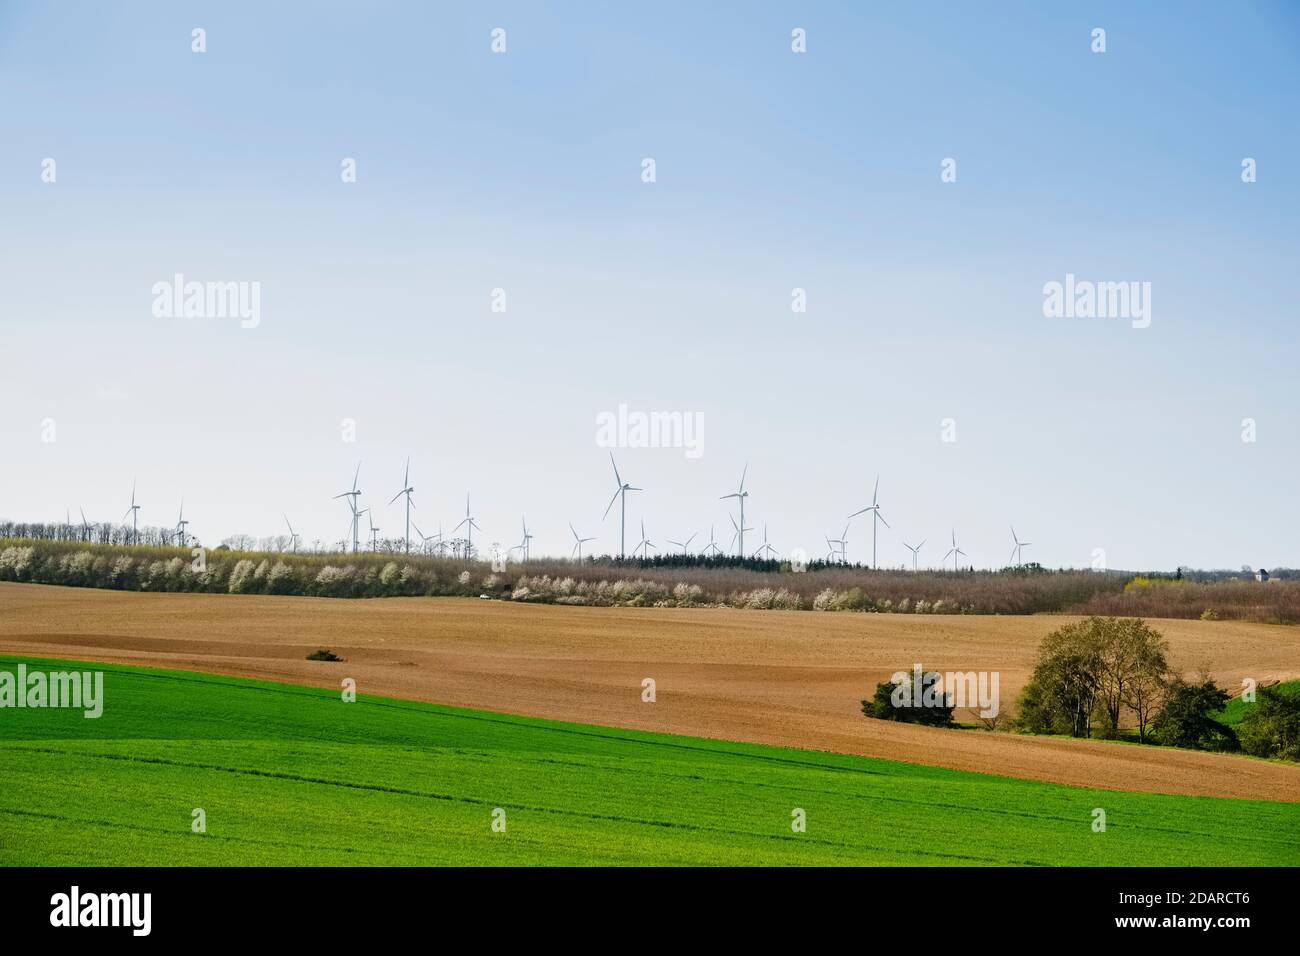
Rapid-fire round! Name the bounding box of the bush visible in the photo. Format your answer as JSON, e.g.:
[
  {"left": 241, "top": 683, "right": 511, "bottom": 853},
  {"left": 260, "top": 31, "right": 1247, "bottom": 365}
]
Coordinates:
[
  {"left": 861, "top": 668, "right": 954, "bottom": 727},
  {"left": 1151, "top": 678, "right": 1238, "bottom": 751},
  {"left": 306, "top": 648, "right": 342, "bottom": 662},
  {"left": 1237, "top": 684, "right": 1300, "bottom": 761}
]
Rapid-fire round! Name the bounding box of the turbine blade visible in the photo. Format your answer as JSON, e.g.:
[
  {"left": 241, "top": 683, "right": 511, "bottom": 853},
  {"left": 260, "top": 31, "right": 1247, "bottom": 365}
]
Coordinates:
[{"left": 603, "top": 489, "right": 620, "bottom": 519}]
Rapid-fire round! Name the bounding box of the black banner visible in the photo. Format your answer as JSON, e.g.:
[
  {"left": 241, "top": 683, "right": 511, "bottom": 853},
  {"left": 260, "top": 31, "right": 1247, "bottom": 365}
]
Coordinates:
[{"left": 0, "top": 867, "right": 1290, "bottom": 941}]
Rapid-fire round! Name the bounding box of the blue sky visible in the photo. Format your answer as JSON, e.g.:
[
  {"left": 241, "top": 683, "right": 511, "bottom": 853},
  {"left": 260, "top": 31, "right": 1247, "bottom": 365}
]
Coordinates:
[{"left": 2, "top": 1, "right": 1298, "bottom": 568}]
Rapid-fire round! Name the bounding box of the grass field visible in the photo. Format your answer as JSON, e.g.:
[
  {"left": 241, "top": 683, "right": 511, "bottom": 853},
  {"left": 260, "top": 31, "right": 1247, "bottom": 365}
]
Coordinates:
[{"left": 1, "top": 656, "right": 1296, "bottom": 866}]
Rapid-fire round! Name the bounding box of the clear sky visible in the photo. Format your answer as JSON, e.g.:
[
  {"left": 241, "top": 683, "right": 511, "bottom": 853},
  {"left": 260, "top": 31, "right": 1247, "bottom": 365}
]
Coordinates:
[{"left": 2, "top": 1, "right": 1297, "bottom": 569}]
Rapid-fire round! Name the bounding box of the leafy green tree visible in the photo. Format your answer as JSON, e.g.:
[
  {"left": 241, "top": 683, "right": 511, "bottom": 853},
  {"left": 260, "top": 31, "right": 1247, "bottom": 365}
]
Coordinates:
[
  {"left": 861, "top": 668, "right": 954, "bottom": 727},
  {"left": 1151, "top": 678, "right": 1238, "bottom": 751},
  {"left": 1237, "top": 684, "right": 1300, "bottom": 761}
]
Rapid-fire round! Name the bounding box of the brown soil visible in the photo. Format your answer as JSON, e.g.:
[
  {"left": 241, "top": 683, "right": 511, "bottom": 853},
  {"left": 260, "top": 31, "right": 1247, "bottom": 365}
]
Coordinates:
[{"left": 1, "top": 582, "right": 1297, "bottom": 801}]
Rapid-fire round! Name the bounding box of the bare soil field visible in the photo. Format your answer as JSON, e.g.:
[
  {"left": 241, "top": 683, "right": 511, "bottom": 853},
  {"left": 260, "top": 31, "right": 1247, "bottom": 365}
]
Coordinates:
[{"left": 1, "top": 581, "right": 1297, "bottom": 801}]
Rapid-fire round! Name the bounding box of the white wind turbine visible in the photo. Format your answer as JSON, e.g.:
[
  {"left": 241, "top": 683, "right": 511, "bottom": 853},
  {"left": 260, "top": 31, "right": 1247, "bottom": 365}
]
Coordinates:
[
  {"left": 173, "top": 500, "right": 189, "bottom": 547},
  {"left": 751, "top": 523, "right": 777, "bottom": 560},
  {"left": 389, "top": 458, "right": 416, "bottom": 554},
  {"left": 827, "top": 522, "right": 849, "bottom": 564},
  {"left": 701, "top": 524, "right": 723, "bottom": 557},
  {"left": 122, "top": 479, "right": 141, "bottom": 545},
  {"left": 411, "top": 521, "right": 432, "bottom": 554},
  {"left": 667, "top": 532, "right": 697, "bottom": 556},
  {"left": 728, "top": 513, "right": 753, "bottom": 556},
  {"left": 79, "top": 506, "right": 93, "bottom": 543},
  {"left": 720, "top": 464, "right": 750, "bottom": 558},
  {"left": 363, "top": 508, "right": 380, "bottom": 552},
  {"left": 848, "top": 475, "right": 890, "bottom": 568},
  {"left": 603, "top": 454, "right": 642, "bottom": 559},
  {"left": 942, "top": 529, "right": 967, "bottom": 571},
  {"left": 512, "top": 516, "right": 534, "bottom": 562},
  {"left": 284, "top": 515, "right": 301, "bottom": 553},
  {"left": 454, "top": 494, "right": 482, "bottom": 558},
  {"left": 333, "top": 462, "right": 363, "bottom": 553},
  {"left": 632, "top": 518, "right": 656, "bottom": 559},
  {"left": 903, "top": 539, "right": 925, "bottom": 572},
  {"left": 1010, "top": 526, "right": 1032, "bottom": 567},
  {"left": 569, "top": 522, "right": 596, "bottom": 560}
]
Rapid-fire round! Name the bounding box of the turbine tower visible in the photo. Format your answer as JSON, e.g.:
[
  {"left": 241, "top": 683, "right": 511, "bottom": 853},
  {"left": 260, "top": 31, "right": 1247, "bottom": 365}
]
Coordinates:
[
  {"left": 454, "top": 494, "right": 481, "bottom": 558},
  {"left": 942, "top": 529, "right": 967, "bottom": 571},
  {"left": 701, "top": 524, "right": 723, "bottom": 557},
  {"left": 389, "top": 458, "right": 416, "bottom": 554},
  {"left": 720, "top": 464, "right": 750, "bottom": 558},
  {"left": 602, "top": 453, "right": 641, "bottom": 558},
  {"left": 1010, "top": 526, "right": 1032, "bottom": 567},
  {"left": 751, "top": 523, "right": 777, "bottom": 560},
  {"left": 333, "top": 462, "right": 363, "bottom": 553},
  {"left": 284, "top": 515, "right": 300, "bottom": 553},
  {"left": 569, "top": 522, "right": 596, "bottom": 559},
  {"left": 122, "top": 480, "right": 141, "bottom": 545},
  {"left": 903, "top": 539, "right": 925, "bottom": 572},
  {"left": 848, "top": 475, "right": 890, "bottom": 568}
]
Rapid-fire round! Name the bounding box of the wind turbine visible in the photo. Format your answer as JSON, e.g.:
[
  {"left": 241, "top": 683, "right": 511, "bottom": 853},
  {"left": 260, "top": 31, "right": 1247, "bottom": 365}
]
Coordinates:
[
  {"left": 827, "top": 523, "right": 850, "bottom": 564},
  {"left": 603, "top": 454, "right": 641, "bottom": 558},
  {"left": 411, "top": 521, "right": 432, "bottom": 554},
  {"left": 333, "top": 462, "right": 363, "bottom": 553},
  {"left": 513, "top": 516, "right": 534, "bottom": 562},
  {"left": 942, "top": 529, "right": 967, "bottom": 571},
  {"left": 122, "top": 480, "right": 141, "bottom": 545},
  {"left": 284, "top": 515, "right": 300, "bottom": 553},
  {"left": 632, "top": 519, "right": 656, "bottom": 559},
  {"left": 1010, "top": 526, "right": 1032, "bottom": 567},
  {"left": 569, "top": 522, "right": 596, "bottom": 559},
  {"left": 79, "top": 507, "right": 92, "bottom": 542},
  {"left": 751, "top": 523, "right": 777, "bottom": 560},
  {"left": 701, "top": 524, "right": 723, "bottom": 557},
  {"left": 361, "top": 509, "right": 380, "bottom": 552},
  {"left": 389, "top": 458, "right": 416, "bottom": 554},
  {"left": 720, "top": 464, "right": 750, "bottom": 558},
  {"left": 666, "top": 532, "right": 697, "bottom": 556},
  {"left": 728, "top": 513, "right": 753, "bottom": 555},
  {"left": 173, "top": 500, "right": 189, "bottom": 548},
  {"left": 848, "top": 475, "right": 890, "bottom": 568},
  {"left": 454, "top": 494, "right": 482, "bottom": 558},
  {"left": 903, "top": 539, "right": 925, "bottom": 572}
]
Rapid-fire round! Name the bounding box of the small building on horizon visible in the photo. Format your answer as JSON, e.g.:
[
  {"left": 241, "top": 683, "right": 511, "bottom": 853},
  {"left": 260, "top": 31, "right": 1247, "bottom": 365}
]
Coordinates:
[{"left": 1255, "top": 568, "right": 1269, "bottom": 583}]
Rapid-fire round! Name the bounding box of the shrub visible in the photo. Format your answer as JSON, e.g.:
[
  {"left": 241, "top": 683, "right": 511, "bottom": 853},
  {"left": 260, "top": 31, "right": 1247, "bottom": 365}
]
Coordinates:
[
  {"left": 306, "top": 648, "right": 342, "bottom": 662},
  {"left": 228, "top": 559, "right": 256, "bottom": 594},
  {"left": 861, "top": 667, "right": 954, "bottom": 726},
  {"left": 1151, "top": 678, "right": 1237, "bottom": 751},
  {"left": 1237, "top": 684, "right": 1300, "bottom": 761}
]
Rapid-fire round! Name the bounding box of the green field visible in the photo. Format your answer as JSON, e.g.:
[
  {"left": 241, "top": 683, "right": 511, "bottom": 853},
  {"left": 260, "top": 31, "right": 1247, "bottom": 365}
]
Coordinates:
[{"left": 0, "top": 656, "right": 1296, "bottom": 865}]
